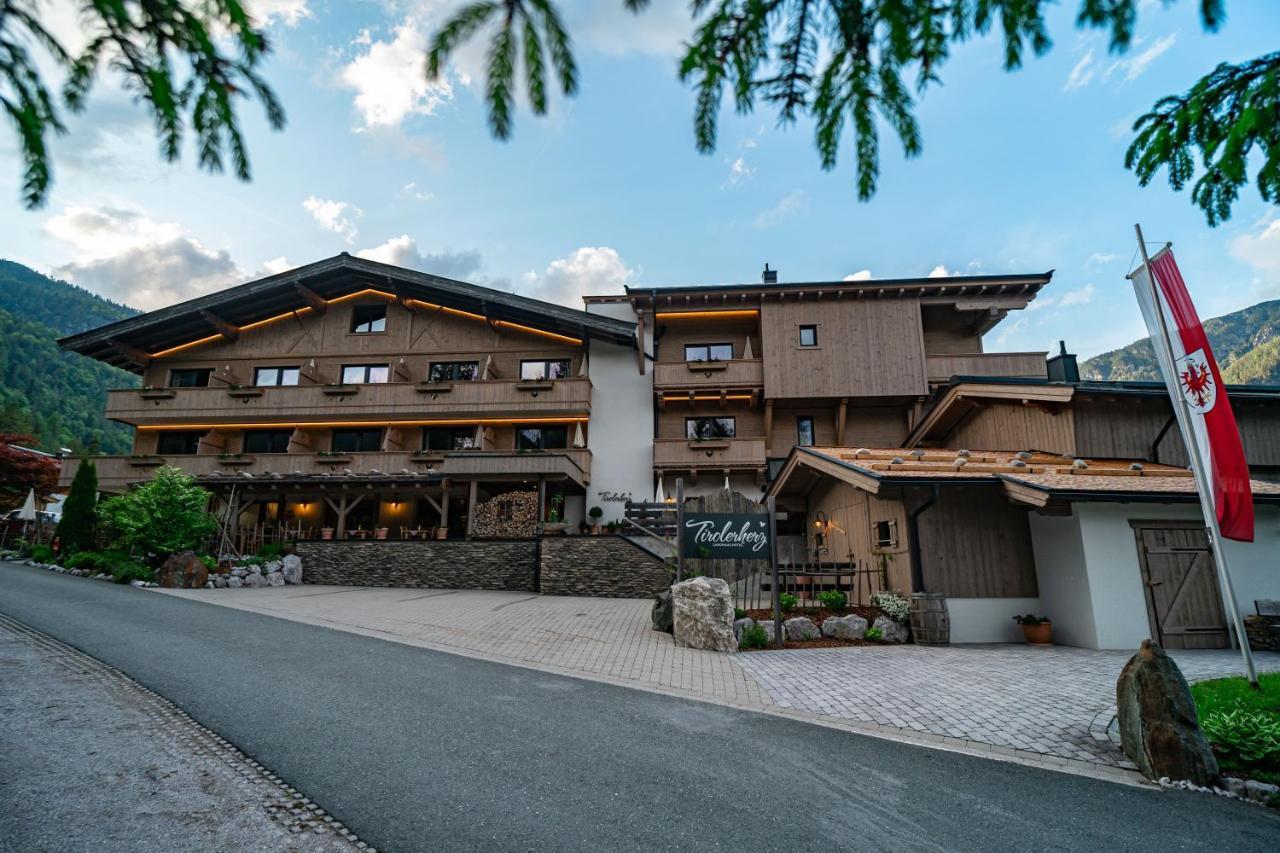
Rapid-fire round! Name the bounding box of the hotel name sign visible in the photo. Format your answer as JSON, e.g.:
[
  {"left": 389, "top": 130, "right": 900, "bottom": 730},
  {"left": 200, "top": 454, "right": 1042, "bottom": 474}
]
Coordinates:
[{"left": 681, "top": 512, "right": 772, "bottom": 560}]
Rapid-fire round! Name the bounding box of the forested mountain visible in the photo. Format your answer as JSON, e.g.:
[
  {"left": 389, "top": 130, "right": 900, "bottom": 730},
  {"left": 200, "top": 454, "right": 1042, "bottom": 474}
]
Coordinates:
[
  {"left": 0, "top": 261, "right": 138, "bottom": 453},
  {"left": 1082, "top": 299, "right": 1280, "bottom": 386}
]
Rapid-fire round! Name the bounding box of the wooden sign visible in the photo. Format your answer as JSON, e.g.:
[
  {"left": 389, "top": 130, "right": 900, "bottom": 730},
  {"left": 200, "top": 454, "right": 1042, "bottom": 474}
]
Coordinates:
[{"left": 681, "top": 512, "right": 772, "bottom": 560}]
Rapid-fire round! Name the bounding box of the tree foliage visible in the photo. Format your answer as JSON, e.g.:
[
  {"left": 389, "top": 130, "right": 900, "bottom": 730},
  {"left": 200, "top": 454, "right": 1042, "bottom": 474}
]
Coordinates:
[
  {"left": 1, "top": 0, "right": 285, "bottom": 208},
  {"left": 0, "top": 432, "right": 59, "bottom": 510},
  {"left": 55, "top": 459, "right": 98, "bottom": 555},
  {"left": 428, "top": 0, "right": 1271, "bottom": 222},
  {"left": 97, "top": 466, "right": 217, "bottom": 561}
]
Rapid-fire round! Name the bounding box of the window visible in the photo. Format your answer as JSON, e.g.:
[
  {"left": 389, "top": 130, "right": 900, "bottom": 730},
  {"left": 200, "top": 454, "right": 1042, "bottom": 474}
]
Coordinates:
[
  {"left": 516, "top": 426, "right": 569, "bottom": 450},
  {"left": 427, "top": 361, "right": 479, "bottom": 383},
  {"left": 254, "top": 366, "right": 300, "bottom": 387},
  {"left": 423, "top": 427, "right": 477, "bottom": 451},
  {"left": 331, "top": 428, "right": 383, "bottom": 453},
  {"left": 686, "top": 417, "right": 736, "bottom": 440},
  {"left": 242, "top": 430, "right": 292, "bottom": 454},
  {"left": 684, "top": 343, "right": 734, "bottom": 362},
  {"left": 341, "top": 364, "right": 390, "bottom": 384},
  {"left": 796, "top": 416, "right": 815, "bottom": 447},
  {"left": 156, "top": 431, "right": 204, "bottom": 455},
  {"left": 350, "top": 304, "right": 386, "bottom": 333},
  {"left": 169, "top": 368, "right": 212, "bottom": 388},
  {"left": 798, "top": 325, "right": 818, "bottom": 347},
  {"left": 519, "top": 359, "right": 571, "bottom": 381},
  {"left": 874, "top": 520, "right": 898, "bottom": 550}
]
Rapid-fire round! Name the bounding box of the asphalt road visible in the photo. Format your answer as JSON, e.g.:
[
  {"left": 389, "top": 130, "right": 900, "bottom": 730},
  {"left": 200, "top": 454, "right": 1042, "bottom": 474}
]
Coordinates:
[{"left": 2, "top": 562, "right": 1277, "bottom": 852}]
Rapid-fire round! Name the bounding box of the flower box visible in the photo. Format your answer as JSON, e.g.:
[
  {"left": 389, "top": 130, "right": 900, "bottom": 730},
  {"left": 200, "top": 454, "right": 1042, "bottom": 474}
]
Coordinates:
[
  {"left": 127, "top": 455, "right": 166, "bottom": 467},
  {"left": 217, "top": 455, "right": 256, "bottom": 466},
  {"left": 415, "top": 382, "right": 453, "bottom": 394},
  {"left": 322, "top": 385, "right": 359, "bottom": 396},
  {"left": 226, "top": 387, "right": 265, "bottom": 399},
  {"left": 137, "top": 388, "right": 176, "bottom": 400},
  {"left": 314, "top": 454, "right": 352, "bottom": 464}
]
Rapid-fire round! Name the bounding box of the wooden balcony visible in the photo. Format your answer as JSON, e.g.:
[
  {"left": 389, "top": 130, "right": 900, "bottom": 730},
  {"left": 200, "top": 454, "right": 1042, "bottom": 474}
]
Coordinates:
[
  {"left": 653, "top": 359, "right": 763, "bottom": 391},
  {"left": 103, "top": 378, "right": 593, "bottom": 426},
  {"left": 62, "top": 448, "right": 592, "bottom": 493},
  {"left": 925, "top": 352, "right": 1048, "bottom": 384},
  {"left": 653, "top": 437, "right": 767, "bottom": 474}
]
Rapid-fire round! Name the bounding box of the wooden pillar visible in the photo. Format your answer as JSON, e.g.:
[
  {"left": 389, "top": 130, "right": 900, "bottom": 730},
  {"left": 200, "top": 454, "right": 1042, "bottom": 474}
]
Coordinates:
[
  {"left": 536, "top": 477, "right": 547, "bottom": 524},
  {"left": 835, "top": 397, "right": 848, "bottom": 444},
  {"left": 466, "top": 480, "right": 478, "bottom": 537},
  {"left": 440, "top": 479, "right": 451, "bottom": 533},
  {"left": 335, "top": 494, "right": 349, "bottom": 538}
]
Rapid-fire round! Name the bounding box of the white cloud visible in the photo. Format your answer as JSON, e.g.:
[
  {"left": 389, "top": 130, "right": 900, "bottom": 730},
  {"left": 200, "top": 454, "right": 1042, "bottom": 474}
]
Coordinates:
[
  {"left": 576, "top": 0, "right": 696, "bottom": 57},
  {"left": 247, "top": 0, "right": 311, "bottom": 27},
  {"left": 356, "top": 235, "right": 483, "bottom": 281},
  {"left": 722, "top": 157, "right": 754, "bottom": 189},
  {"left": 1063, "top": 50, "right": 1095, "bottom": 92},
  {"left": 843, "top": 270, "right": 872, "bottom": 281},
  {"left": 521, "top": 247, "right": 636, "bottom": 307},
  {"left": 1058, "top": 282, "right": 1096, "bottom": 307},
  {"left": 302, "top": 196, "right": 361, "bottom": 243},
  {"left": 1085, "top": 252, "right": 1117, "bottom": 269},
  {"left": 338, "top": 21, "right": 454, "bottom": 129},
  {"left": 400, "top": 181, "right": 435, "bottom": 202},
  {"left": 754, "top": 191, "right": 805, "bottom": 229},
  {"left": 1229, "top": 215, "right": 1280, "bottom": 297},
  {"left": 44, "top": 204, "right": 243, "bottom": 310},
  {"left": 259, "top": 256, "right": 295, "bottom": 276},
  {"left": 927, "top": 264, "right": 952, "bottom": 278},
  {"left": 1117, "top": 34, "right": 1176, "bottom": 82}
]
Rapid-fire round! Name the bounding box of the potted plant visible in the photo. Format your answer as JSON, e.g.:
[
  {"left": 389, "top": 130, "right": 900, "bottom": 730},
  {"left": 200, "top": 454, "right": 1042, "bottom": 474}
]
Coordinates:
[
  {"left": 1013, "top": 613, "right": 1052, "bottom": 645},
  {"left": 578, "top": 519, "right": 590, "bottom": 535},
  {"left": 588, "top": 506, "right": 603, "bottom": 534},
  {"left": 320, "top": 527, "right": 334, "bottom": 540}
]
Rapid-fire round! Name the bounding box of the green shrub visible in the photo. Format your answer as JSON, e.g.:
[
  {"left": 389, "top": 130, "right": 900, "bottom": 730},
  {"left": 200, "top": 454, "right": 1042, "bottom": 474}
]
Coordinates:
[
  {"left": 817, "top": 589, "right": 847, "bottom": 610},
  {"left": 111, "top": 561, "right": 154, "bottom": 584},
  {"left": 779, "top": 592, "right": 798, "bottom": 611},
  {"left": 739, "top": 624, "right": 769, "bottom": 650},
  {"left": 1200, "top": 710, "right": 1280, "bottom": 771},
  {"left": 55, "top": 459, "right": 98, "bottom": 555},
  {"left": 30, "top": 544, "right": 55, "bottom": 563},
  {"left": 65, "top": 550, "right": 116, "bottom": 572},
  {"left": 865, "top": 626, "right": 884, "bottom": 641},
  {"left": 198, "top": 554, "right": 218, "bottom": 571},
  {"left": 97, "top": 467, "right": 217, "bottom": 563},
  {"left": 257, "top": 543, "right": 283, "bottom": 561},
  {"left": 871, "top": 590, "right": 910, "bottom": 623},
  {"left": 733, "top": 607, "right": 747, "bottom": 620}
]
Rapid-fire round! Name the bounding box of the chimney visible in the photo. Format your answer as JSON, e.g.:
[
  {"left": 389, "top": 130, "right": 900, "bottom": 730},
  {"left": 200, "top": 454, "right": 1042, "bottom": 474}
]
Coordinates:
[
  {"left": 1046, "top": 340, "right": 1080, "bottom": 384},
  {"left": 761, "top": 263, "right": 777, "bottom": 284}
]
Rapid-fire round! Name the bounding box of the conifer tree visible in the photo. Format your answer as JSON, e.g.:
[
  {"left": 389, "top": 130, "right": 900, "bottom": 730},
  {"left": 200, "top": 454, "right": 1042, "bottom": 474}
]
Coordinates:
[{"left": 55, "top": 459, "right": 98, "bottom": 555}]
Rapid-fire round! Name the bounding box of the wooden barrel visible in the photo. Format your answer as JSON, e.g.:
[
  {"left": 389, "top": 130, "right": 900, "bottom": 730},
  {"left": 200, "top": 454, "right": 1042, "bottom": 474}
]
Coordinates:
[{"left": 909, "top": 593, "right": 950, "bottom": 646}]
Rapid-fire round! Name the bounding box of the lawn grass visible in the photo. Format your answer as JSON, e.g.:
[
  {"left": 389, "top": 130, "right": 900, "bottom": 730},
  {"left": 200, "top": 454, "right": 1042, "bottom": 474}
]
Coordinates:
[{"left": 1191, "top": 671, "right": 1280, "bottom": 717}]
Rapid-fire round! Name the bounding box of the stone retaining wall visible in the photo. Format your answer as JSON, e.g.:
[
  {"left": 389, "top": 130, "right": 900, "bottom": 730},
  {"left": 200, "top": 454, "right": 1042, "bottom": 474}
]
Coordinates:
[
  {"left": 296, "top": 540, "right": 537, "bottom": 591},
  {"left": 540, "top": 536, "right": 670, "bottom": 598}
]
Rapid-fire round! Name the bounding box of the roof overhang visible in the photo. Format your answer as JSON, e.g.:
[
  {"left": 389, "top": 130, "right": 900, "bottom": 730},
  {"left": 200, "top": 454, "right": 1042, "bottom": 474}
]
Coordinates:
[
  {"left": 59, "top": 254, "right": 638, "bottom": 372},
  {"left": 906, "top": 381, "right": 1077, "bottom": 446}
]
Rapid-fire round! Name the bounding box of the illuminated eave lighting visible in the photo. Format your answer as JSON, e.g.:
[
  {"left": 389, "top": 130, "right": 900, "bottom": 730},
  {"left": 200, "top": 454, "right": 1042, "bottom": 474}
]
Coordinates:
[
  {"left": 137, "top": 417, "right": 590, "bottom": 431},
  {"left": 654, "top": 309, "right": 760, "bottom": 321}
]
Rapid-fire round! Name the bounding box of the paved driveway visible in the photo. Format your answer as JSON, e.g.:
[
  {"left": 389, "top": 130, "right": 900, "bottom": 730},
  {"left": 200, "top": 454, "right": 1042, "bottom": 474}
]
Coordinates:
[{"left": 161, "top": 584, "right": 1280, "bottom": 775}]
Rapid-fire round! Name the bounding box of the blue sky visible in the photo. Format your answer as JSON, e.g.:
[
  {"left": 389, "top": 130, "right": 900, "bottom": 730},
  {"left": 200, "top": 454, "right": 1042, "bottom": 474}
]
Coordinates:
[{"left": 4, "top": 0, "right": 1280, "bottom": 359}]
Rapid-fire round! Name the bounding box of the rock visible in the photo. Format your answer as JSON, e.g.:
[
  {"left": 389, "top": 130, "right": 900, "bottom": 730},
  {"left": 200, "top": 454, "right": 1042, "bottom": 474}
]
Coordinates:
[
  {"left": 213, "top": 575, "right": 228, "bottom": 589},
  {"left": 266, "top": 571, "right": 285, "bottom": 587},
  {"left": 784, "top": 617, "right": 820, "bottom": 641},
  {"left": 247, "top": 564, "right": 262, "bottom": 575},
  {"left": 871, "top": 616, "right": 909, "bottom": 643},
  {"left": 671, "top": 577, "right": 736, "bottom": 653},
  {"left": 756, "top": 620, "right": 778, "bottom": 642},
  {"left": 822, "top": 614, "right": 869, "bottom": 640},
  {"left": 733, "top": 617, "right": 755, "bottom": 644},
  {"left": 156, "top": 550, "right": 209, "bottom": 589},
  {"left": 651, "top": 589, "right": 673, "bottom": 634},
  {"left": 241, "top": 572, "right": 264, "bottom": 588},
  {"left": 264, "top": 559, "right": 283, "bottom": 574},
  {"left": 231, "top": 567, "right": 248, "bottom": 578},
  {"left": 1116, "top": 640, "right": 1219, "bottom": 786},
  {"left": 1245, "top": 780, "right": 1279, "bottom": 805},
  {"left": 1221, "top": 777, "right": 1247, "bottom": 797},
  {"left": 129, "top": 579, "right": 146, "bottom": 588},
  {"left": 282, "top": 554, "right": 303, "bottom": 585},
  {"left": 204, "top": 581, "right": 214, "bottom": 589},
  {"left": 226, "top": 576, "right": 243, "bottom": 588}
]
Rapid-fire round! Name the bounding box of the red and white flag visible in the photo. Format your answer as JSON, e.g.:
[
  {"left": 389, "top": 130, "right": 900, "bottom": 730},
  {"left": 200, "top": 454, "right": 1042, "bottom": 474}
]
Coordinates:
[{"left": 1130, "top": 247, "right": 1254, "bottom": 541}]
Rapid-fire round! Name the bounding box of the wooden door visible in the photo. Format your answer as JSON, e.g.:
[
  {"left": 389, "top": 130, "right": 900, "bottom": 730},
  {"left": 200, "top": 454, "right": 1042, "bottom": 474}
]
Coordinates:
[{"left": 1132, "top": 523, "right": 1229, "bottom": 650}]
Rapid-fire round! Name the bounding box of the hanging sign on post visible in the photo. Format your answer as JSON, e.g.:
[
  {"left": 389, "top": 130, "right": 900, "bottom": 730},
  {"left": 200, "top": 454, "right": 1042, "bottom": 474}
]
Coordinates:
[{"left": 681, "top": 512, "right": 772, "bottom": 560}]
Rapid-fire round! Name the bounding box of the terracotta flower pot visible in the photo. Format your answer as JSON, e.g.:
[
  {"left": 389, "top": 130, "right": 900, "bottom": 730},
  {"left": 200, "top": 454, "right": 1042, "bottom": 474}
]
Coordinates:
[{"left": 1021, "top": 622, "right": 1052, "bottom": 645}]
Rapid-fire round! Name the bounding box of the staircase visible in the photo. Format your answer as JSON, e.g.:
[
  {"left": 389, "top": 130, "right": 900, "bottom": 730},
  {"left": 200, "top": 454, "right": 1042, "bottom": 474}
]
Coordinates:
[{"left": 621, "top": 501, "right": 677, "bottom": 561}]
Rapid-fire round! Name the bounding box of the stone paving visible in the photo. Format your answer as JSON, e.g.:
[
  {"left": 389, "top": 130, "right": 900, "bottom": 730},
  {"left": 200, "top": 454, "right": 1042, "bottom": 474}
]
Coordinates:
[{"left": 160, "top": 586, "right": 1280, "bottom": 776}]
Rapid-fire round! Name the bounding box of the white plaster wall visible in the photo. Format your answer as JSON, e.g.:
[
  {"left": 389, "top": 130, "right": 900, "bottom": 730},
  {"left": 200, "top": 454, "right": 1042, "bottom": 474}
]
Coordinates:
[
  {"left": 1029, "top": 510, "right": 1099, "bottom": 648},
  {"left": 948, "top": 598, "right": 1042, "bottom": 644},
  {"left": 584, "top": 303, "right": 653, "bottom": 523}
]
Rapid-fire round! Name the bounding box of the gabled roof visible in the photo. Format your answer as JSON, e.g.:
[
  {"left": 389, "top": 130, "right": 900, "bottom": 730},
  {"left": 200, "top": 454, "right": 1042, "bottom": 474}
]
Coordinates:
[
  {"left": 622, "top": 270, "right": 1053, "bottom": 301},
  {"left": 59, "top": 254, "right": 638, "bottom": 371}
]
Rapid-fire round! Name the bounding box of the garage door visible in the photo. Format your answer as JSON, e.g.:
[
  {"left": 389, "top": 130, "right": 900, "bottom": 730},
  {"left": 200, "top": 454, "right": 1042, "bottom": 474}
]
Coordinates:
[{"left": 1131, "top": 522, "right": 1229, "bottom": 650}]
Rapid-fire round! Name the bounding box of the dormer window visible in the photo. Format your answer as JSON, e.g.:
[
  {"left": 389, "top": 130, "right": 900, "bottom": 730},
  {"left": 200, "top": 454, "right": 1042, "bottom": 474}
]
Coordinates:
[{"left": 350, "top": 304, "right": 386, "bottom": 334}]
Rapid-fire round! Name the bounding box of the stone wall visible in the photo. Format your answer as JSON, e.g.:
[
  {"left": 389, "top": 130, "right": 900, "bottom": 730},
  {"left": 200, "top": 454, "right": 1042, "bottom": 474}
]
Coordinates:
[
  {"left": 296, "top": 540, "right": 537, "bottom": 591},
  {"left": 540, "top": 536, "right": 671, "bottom": 598}
]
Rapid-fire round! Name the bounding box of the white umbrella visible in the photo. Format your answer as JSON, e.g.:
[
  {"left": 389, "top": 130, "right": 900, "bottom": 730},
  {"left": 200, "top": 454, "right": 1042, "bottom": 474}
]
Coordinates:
[
  {"left": 654, "top": 477, "right": 665, "bottom": 502},
  {"left": 17, "top": 489, "right": 37, "bottom": 521}
]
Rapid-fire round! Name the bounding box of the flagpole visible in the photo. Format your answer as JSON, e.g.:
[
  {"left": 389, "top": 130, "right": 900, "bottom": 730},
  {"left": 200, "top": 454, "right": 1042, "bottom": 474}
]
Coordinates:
[{"left": 1132, "top": 224, "right": 1258, "bottom": 687}]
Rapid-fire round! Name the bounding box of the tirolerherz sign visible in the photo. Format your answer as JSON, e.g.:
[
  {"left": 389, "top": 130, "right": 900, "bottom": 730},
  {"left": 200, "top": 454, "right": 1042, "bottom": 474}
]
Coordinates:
[{"left": 681, "top": 513, "right": 772, "bottom": 560}]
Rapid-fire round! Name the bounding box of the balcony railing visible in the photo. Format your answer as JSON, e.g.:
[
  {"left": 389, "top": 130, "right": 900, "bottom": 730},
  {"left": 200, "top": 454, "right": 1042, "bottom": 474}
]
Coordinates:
[
  {"left": 925, "top": 352, "right": 1048, "bottom": 384},
  {"left": 653, "top": 359, "right": 763, "bottom": 390},
  {"left": 104, "top": 378, "right": 593, "bottom": 425},
  {"left": 61, "top": 448, "right": 592, "bottom": 492},
  {"left": 653, "top": 437, "right": 767, "bottom": 472}
]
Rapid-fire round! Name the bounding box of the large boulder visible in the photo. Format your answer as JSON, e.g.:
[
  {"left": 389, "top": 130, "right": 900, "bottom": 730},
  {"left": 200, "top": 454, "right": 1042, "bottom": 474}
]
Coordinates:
[
  {"left": 872, "top": 616, "right": 909, "bottom": 643},
  {"left": 756, "top": 620, "right": 778, "bottom": 643},
  {"left": 265, "top": 571, "right": 285, "bottom": 587},
  {"left": 671, "top": 577, "right": 736, "bottom": 653},
  {"left": 226, "top": 576, "right": 243, "bottom": 589},
  {"left": 156, "top": 550, "right": 208, "bottom": 590},
  {"left": 241, "top": 572, "right": 265, "bottom": 588},
  {"left": 822, "top": 614, "right": 868, "bottom": 641},
  {"left": 784, "top": 617, "right": 820, "bottom": 641},
  {"left": 1116, "top": 640, "right": 1219, "bottom": 785},
  {"left": 281, "top": 554, "right": 303, "bottom": 585},
  {"left": 651, "top": 589, "right": 673, "bottom": 633}
]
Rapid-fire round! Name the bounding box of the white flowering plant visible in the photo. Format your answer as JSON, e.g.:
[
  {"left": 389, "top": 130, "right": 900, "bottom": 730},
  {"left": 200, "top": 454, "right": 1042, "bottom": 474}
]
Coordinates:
[{"left": 872, "top": 590, "right": 910, "bottom": 624}]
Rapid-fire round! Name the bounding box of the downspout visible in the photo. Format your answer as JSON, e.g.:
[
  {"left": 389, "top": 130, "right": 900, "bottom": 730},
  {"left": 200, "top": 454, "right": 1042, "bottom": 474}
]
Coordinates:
[
  {"left": 906, "top": 485, "right": 941, "bottom": 593},
  {"left": 1150, "top": 412, "right": 1176, "bottom": 464}
]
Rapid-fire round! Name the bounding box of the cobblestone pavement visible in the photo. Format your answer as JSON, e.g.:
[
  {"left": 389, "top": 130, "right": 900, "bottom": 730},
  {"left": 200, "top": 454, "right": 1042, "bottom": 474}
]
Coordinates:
[
  {"left": 735, "top": 644, "right": 1280, "bottom": 767},
  {"left": 160, "top": 586, "right": 1279, "bottom": 774}
]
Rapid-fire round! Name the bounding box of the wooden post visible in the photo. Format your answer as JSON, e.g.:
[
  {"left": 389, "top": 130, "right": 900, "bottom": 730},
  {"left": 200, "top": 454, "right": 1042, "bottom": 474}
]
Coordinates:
[
  {"left": 466, "top": 480, "right": 479, "bottom": 537},
  {"left": 335, "top": 494, "right": 349, "bottom": 538},
  {"left": 440, "top": 479, "right": 451, "bottom": 536},
  {"left": 675, "top": 477, "right": 685, "bottom": 581},
  {"left": 768, "top": 495, "right": 782, "bottom": 647},
  {"left": 536, "top": 477, "right": 547, "bottom": 523}
]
